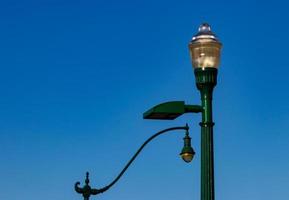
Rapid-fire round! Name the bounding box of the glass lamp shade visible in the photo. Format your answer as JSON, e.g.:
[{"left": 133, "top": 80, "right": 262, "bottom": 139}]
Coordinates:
[
  {"left": 189, "top": 23, "right": 222, "bottom": 69},
  {"left": 181, "top": 152, "right": 194, "bottom": 163},
  {"left": 180, "top": 133, "right": 195, "bottom": 163}
]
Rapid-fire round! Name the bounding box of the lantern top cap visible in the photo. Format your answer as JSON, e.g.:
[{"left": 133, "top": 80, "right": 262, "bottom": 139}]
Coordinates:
[{"left": 191, "top": 23, "right": 220, "bottom": 43}]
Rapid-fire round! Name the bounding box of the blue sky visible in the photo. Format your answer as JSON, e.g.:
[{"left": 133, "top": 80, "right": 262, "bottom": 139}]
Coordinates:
[{"left": 0, "top": 0, "right": 289, "bottom": 200}]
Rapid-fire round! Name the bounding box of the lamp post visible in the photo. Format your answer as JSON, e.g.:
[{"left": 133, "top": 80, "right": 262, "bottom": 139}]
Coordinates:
[
  {"left": 75, "top": 125, "right": 195, "bottom": 200},
  {"left": 143, "top": 23, "right": 222, "bottom": 200},
  {"left": 74, "top": 23, "right": 222, "bottom": 200}
]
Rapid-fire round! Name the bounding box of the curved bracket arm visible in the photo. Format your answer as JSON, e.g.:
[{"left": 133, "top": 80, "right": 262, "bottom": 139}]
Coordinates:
[
  {"left": 75, "top": 182, "right": 83, "bottom": 194},
  {"left": 75, "top": 125, "right": 189, "bottom": 198}
]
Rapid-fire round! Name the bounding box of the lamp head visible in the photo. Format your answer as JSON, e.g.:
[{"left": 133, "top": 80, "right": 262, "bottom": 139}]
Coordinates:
[
  {"left": 189, "top": 23, "right": 222, "bottom": 69},
  {"left": 180, "top": 128, "right": 195, "bottom": 163},
  {"left": 143, "top": 101, "right": 186, "bottom": 120}
]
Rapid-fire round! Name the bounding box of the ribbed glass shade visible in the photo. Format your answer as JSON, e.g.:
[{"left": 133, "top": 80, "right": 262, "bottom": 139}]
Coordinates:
[{"left": 189, "top": 23, "right": 222, "bottom": 69}]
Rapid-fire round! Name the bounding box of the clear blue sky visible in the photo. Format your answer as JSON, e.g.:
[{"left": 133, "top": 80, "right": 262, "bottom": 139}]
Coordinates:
[{"left": 0, "top": 1, "right": 289, "bottom": 200}]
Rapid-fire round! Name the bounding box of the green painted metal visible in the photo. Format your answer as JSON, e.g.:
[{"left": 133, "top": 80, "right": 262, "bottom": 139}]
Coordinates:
[
  {"left": 143, "top": 101, "right": 202, "bottom": 120},
  {"left": 142, "top": 68, "right": 218, "bottom": 200},
  {"left": 75, "top": 126, "right": 190, "bottom": 200},
  {"left": 195, "top": 68, "right": 217, "bottom": 200},
  {"left": 185, "top": 105, "right": 204, "bottom": 113},
  {"left": 143, "top": 101, "right": 185, "bottom": 120},
  {"left": 75, "top": 172, "right": 102, "bottom": 200}
]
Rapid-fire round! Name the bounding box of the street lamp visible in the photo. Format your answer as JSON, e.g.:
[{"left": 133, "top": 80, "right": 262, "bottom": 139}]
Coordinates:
[
  {"left": 143, "top": 23, "right": 222, "bottom": 200},
  {"left": 74, "top": 23, "right": 222, "bottom": 200},
  {"left": 180, "top": 129, "right": 195, "bottom": 163},
  {"left": 190, "top": 23, "right": 222, "bottom": 200},
  {"left": 75, "top": 125, "right": 195, "bottom": 200},
  {"left": 189, "top": 23, "right": 222, "bottom": 69}
]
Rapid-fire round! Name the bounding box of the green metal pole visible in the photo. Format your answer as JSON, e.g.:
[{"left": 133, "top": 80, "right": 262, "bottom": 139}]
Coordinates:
[{"left": 195, "top": 68, "right": 217, "bottom": 200}]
